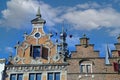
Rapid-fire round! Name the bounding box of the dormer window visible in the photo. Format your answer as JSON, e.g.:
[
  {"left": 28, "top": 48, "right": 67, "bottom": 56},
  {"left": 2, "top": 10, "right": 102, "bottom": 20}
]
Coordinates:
[
  {"left": 30, "top": 45, "right": 48, "bottom": 59},
  {"left": 33, "top": 46, "right": 41, "bottom": 58}
]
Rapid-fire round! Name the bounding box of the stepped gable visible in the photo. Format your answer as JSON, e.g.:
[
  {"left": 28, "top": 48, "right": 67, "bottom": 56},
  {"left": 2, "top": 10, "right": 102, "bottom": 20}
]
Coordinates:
[
  {"left": 67, "top": 35, "right": 120, "bottom": 80},
  {"left": 71, "top": 34, "right": 99, "bottom": 58}
]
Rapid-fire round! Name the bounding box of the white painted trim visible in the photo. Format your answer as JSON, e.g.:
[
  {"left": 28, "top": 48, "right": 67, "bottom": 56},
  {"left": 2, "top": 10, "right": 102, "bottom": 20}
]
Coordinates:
[
  {"left": 46, "top": 71, "right": 62, "bottom": 80},
  {"left": 80, "top": 63, "right": 92, "bottom": 73},
  {"left": 0, "top": 62, "right": 5, "bottom": 80},
  {"left": 9, "top": 73, "right": 24, "bottom": 80}
]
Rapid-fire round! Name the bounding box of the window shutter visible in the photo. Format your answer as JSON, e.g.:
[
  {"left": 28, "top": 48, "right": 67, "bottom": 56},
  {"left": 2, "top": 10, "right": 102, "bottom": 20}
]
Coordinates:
[
  {"left": 118, "top": 60, "right": 120, "bottom": 73},
  {"left": 42, "top": 47, "right": 48, "bottom": 59},
  {"left": 40, "top": 45, "right": 43, "bottom": 57},
  {"left": 118, "top": 51, "right": 120, "bottom": 56},
  {"left": 30, "top": 45, "right": 33, "bottom": 57},
  {"left": 113, "top": 62, "right": 118, "bottom": 71}
]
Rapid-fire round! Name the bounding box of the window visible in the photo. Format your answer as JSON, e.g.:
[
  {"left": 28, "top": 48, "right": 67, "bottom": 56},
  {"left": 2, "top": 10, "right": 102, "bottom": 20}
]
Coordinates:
[
  {"left": 81, "top": 65, "right": 85, "bottom": 73},
  {"left": 118, "top": 60, "right": 120, "bottom": 72},
  {"left": 86, "top": 65, "right": 91, "bottom": 73},
  {"left": 30, "top": 45, "right": 41, "bottom": 59},
  {"left": 30, "top": 45, "right": 48, "bottom": 59},
  {"left": 29, "top": 73, "right": 41, "bottom": 80},
  {"left": 10, "top": 74, "right": 23, "bottom": 80},
  {"left": 34, "top": 33, "right": 41, "bottom": 38},
  {"left": 48, "top": 72, "right": 60, "bottom": 80},
  {"left": 33, "top": 46, "right": 41, "bottom": 58},
  {"left": 11, "top": 74, "right": 16, "bottom": 80},
  {"left": 113, "top": 62, "right": 118, "bottom": 71},
  {"left": 80, "top": 64, "right": 92, "bottom": 73},
  {"left": 118, "top": 51, "right": 120, "bottom": 56}
]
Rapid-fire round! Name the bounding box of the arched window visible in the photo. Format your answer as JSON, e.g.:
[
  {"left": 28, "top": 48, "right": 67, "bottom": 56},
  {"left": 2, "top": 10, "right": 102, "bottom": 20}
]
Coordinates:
[{"left": 79, "top": 60, "right": 93, "bottom": 73}]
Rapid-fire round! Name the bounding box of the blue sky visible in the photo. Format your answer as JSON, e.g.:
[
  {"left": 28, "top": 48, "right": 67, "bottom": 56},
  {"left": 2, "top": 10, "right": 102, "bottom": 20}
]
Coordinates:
[{"left": 0, "top": 0, "right": 120, "bottom": 59}]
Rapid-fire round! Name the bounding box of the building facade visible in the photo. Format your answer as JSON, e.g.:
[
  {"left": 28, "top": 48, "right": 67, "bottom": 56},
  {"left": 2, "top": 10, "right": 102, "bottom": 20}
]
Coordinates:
[
  {"left": 5, "top": 7, "right": 68, "bottom": 80},
  {"left": 3, "top": 7, "right": 120, "bottom": 80},
  {"left": 67, "top": 34, "right": 120, "bottom": 80},
  {"left": 0, "top": 59, "right": 5, "bottom": 80}
]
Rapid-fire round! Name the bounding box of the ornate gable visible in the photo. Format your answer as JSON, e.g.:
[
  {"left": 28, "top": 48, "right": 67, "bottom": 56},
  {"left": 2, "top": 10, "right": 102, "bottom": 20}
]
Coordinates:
[
  {"left": 5, "top": 7, "right": 68, "bottom": 80},
  {"left": 8, "top": 8, "right": 66, "bottom": 65}
]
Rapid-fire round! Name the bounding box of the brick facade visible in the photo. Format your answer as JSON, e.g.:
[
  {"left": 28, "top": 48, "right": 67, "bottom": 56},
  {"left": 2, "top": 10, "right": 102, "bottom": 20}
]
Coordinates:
[
  {"left": 67, "top": 35, "right": 120, "bottom": 80},
  {"left": 3, "top": 7, "right": 120, "bottom": 80},
  {"left": 5, "top": 8, "right": 67, "bottom": 80}
]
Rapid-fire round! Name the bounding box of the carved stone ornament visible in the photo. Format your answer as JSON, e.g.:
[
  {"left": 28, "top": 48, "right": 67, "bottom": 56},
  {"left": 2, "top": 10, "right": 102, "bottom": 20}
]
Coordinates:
[
  {"left": 6, "top": 65, "right": 67, "bottom": 72},
  {"left": 31, "top": 58, "right": 43, "bottom": 64},
  {"left": 24, "top": 42, "right": 29, "bottom": 50},
  {"left": 45, "top": 42, "right": 50, "bottom": 46},
  {"left": 53, "top": 54, "right": 60, "bottom": 62},
  {"left": 14, "top": 56, "right": 21, "bottom": 63}
]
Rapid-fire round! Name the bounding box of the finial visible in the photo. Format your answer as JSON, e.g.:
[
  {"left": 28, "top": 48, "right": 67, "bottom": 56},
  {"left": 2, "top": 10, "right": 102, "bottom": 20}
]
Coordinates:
[
  {"left": 36, "top": 6, "right": 41, "bottom": 18},
  {"left": 83, "top": 34, "right": 86, "bottom": 38},
  {"left": 31, "top": 6, "right": 46, "bottom": 24}
]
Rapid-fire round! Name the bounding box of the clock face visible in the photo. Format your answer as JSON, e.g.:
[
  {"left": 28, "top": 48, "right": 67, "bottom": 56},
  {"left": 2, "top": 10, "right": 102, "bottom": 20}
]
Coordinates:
[{"left": 35, "top": 32, "right": 41, "bottom": 38}]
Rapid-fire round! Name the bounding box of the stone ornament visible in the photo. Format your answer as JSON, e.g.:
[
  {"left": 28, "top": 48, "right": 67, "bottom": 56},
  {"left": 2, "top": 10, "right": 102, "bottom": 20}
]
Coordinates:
[
  {"left": 13, "top": 56, "right": 21, "bottom": 64},
  {"left": 53, "top": 54, "right": 60, "bottom": 62}
]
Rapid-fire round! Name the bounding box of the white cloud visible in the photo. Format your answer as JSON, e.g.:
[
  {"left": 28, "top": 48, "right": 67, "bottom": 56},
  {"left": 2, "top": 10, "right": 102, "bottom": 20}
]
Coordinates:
[
  {"left": 0, "top": 0, "right": 60, "bottom": 29},
  {"left": 1, "top": 1, "right": 120, "bottom": 36},
  {"left": 76, "top": 2, "right": 101, "bottom": 9},
  {"left": 5, "top": 47, "right": 14, "bottom": 53},
  {"left": 108, "top": 28, "right": 120, "bottom": 36},
  {"left": 62, "top": 7, "right": 120, "bottom": 31},
  {"left": 1, "top": 0, "right": 37, "bottom": 29},
  {"left": 60, "top": 4, "right": 120, "bottom": 36},
  {"left": 39, "top": 2, "right": 62, "bottom": 26}
]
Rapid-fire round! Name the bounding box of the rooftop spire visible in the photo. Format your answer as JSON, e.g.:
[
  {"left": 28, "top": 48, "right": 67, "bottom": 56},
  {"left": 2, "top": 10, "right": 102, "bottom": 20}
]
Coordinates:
[
  {"left": 36, "top": 6, "right": 41, "bottom": 18},
  {"left": 105, "top": 44, "right": 110, "bottom": 64},
  {"left": 31, "top": 6, "right": 46, "bottom": 24}
]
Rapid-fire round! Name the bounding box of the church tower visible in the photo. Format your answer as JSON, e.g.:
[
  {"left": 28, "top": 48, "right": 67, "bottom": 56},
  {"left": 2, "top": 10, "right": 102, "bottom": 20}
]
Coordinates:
[{"left": 5, "top": 7, "right": 68, "bottom": 80}]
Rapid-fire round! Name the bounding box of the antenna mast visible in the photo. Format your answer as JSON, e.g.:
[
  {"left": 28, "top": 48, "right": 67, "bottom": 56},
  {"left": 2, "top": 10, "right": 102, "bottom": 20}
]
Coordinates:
[{"left": 59, "top": 22, "right": 69, "bottom": 58}]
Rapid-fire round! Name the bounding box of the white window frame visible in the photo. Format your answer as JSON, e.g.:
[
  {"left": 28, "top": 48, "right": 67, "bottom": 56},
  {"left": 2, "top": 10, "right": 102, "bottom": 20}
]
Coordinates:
[
  {"left": 47, "top": 72, "right": 61, "bottom": 80},
  {"left": 80, "top": 63, "right": 92, "bottom": 73},
  {"left": 29, "top": 73, "right": 42, "bottom": 80},
  {"left": 10, "top": 74, "right": 23, "bottom": 80}
]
